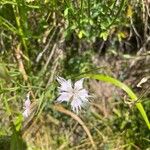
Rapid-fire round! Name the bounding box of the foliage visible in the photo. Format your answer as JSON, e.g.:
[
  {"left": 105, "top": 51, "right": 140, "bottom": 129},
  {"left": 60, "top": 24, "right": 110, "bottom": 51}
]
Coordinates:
[
  {"left": 64, "top": 0, "right": 126, "bottom": 41},
  {"left": 0, "top": 0, "right": 150, "bottom": 149}
]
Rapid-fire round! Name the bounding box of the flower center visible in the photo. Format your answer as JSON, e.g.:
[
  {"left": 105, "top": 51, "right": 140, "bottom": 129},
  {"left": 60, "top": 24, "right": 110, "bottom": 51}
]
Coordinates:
[{"left": 69, "top": 88, "right": 79, "bottom": 102}]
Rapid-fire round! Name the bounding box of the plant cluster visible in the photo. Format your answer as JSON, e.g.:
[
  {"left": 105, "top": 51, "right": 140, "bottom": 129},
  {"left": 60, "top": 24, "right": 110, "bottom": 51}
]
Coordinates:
[{"left": 0, "top": 0, "right": 150, "bottom": 149}]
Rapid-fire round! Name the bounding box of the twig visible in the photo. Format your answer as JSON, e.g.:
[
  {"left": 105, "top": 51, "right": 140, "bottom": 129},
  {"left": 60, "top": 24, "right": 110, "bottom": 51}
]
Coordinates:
[
  {"left": 14, "top": 44, "right": 36, "bottom": 100},
  {"left": 15, "top": 44, "right": 28, "bottom": 81},
  {"left": 36, "top": 27, "right": 58, "bottom": 63},
  {"left": 53, "top": 104, "right": 96, "bottom": 149},
  {"left": 46, "top": 49, "right": 63, "bottom": 88}
]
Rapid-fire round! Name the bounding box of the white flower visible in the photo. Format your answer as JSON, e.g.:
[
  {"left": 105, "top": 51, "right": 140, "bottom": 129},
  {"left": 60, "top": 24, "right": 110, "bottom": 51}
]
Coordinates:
[
  {"left": 23, "top": 93, "right": 31, "bottom": 118},
  {"left": 56, "top": 76, "right": 90, "bottom": 113}
]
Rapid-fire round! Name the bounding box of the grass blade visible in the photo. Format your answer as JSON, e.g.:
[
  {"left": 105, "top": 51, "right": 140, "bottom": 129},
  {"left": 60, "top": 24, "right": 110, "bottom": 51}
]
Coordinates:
[{"left": 82, "top": 74, "right": 150, "bottom": 129}]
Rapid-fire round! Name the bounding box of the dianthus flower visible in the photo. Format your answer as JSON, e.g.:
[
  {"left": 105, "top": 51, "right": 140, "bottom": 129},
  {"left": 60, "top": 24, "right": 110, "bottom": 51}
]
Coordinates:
[
  {"left": 23, "top": 93, "right": 31, "bottom": 118},
  {"left": 57, "top": 77, "right": 90, "bottom": 113}
]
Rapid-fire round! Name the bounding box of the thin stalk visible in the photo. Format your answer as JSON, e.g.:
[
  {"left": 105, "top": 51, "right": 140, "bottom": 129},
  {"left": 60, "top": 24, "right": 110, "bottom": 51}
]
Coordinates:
[
  {"left": 12, "top": 4, "right": 28, "bottom": 55},
  {"left": 88, "top": 0, "right": 91, "bottom": 18}
]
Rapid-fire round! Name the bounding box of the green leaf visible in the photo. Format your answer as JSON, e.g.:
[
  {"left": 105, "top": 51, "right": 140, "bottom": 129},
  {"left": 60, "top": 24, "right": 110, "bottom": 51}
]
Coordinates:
[
  {"left": 82, "top": 74, "right": 150, "bottom": 129},
  {"left": 13, "top": 115, "right": 23, "bottom": 132},
  {"left": 100, "top": 31, "right": 109, "bottom": 41},
  {"left": 10, "top": 126, "right": 27, "bottom": 150},
  {"left": 64, "top": 8, "right": 69, "bottom": 17}
]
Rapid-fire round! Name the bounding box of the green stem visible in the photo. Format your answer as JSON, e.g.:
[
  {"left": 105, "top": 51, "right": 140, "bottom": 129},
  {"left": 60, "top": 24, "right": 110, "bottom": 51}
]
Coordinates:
[{"left": 13, "top": 4, "right": 28, "bottom": 55}]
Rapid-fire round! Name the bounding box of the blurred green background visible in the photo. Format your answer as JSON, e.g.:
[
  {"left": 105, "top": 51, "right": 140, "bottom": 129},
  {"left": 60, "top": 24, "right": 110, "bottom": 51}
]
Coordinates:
[{"left": 0, "top": 0, "right": 150, "bottom": 149}]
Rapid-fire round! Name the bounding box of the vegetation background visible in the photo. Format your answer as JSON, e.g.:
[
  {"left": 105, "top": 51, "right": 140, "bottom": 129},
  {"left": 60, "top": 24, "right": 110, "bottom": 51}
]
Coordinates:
[{"left": 0, "top": 0, "right": 150, "bottom": 149}]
